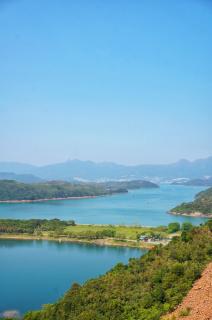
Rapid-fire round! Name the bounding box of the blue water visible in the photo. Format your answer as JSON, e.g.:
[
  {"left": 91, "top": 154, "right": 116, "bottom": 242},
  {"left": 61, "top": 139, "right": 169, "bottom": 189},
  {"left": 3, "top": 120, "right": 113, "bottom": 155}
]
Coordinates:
[
  {"left": 0, "top": 184, "right": 208, "bottom": 316},
  {"left": 0, "top": 239, "right": 145, "bottom": 315},
  {"left": 0, "top": 185, "right": 207, "bottom": 226}
]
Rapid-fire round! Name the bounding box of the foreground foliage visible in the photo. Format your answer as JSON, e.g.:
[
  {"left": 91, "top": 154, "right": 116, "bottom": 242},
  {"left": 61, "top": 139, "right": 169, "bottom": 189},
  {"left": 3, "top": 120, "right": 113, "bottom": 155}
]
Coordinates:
[
  {"left": 24, "top": 222, "right": 212, "bottom": 320},
  {"left": 171, "top": 187, "right": 212, "bottom": 216}
]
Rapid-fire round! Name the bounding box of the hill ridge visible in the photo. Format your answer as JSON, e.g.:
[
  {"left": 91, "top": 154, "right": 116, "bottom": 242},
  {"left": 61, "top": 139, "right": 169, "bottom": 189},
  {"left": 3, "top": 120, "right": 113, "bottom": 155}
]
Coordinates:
[{"left": 0, "top": 156, "right": 212, "bottom": 180}]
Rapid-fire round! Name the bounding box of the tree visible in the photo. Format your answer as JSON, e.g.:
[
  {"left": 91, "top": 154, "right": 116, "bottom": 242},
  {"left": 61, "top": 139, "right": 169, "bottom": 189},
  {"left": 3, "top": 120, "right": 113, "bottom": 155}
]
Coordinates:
[
  {"left": 181, "top": 222, "right": 193, "bottom": 232},
  {"left": 168, "top": 222, "right": 180, "bottom": 233}
]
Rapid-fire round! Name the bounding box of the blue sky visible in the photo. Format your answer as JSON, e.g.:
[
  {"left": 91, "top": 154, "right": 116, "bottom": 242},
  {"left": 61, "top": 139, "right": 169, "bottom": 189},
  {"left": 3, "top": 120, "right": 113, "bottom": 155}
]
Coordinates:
[{"left": 0, "top": 0, "right": 211, "bottom": 165}]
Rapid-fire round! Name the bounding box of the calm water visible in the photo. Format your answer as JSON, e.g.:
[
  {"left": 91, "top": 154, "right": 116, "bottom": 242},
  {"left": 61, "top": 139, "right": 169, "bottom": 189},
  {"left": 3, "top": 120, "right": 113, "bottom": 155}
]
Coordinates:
[
  {"left": 0, "top": 239, "right": 145, "bottom": 315},
  {"left": 0, "top": 184, "right": 208, "bottom": 316},
  {"left": 0, "top": 185, "right": 207, "bottom": 226}
]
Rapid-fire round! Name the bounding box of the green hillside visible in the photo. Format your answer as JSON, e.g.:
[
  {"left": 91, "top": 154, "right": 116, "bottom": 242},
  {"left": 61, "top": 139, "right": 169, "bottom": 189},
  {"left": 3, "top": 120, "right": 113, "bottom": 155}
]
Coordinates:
[
  {"left": 0, "top": 179, "right": 158, "bottom": 202},
  {"left": 24, "top": 222, "right": 212, "bottom": 320},
  {"left": 0, "top": 180, "right": 123, "bottom": 201},
  {"left": 171, "top": 187, "right": 212, "bottom": 217}
]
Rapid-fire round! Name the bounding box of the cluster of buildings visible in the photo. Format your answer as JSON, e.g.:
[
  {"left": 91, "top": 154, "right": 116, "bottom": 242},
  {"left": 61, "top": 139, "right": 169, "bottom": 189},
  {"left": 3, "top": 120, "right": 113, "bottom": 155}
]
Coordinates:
[{"left": 139, "top": 234, "right": 162, "bottom": 242}]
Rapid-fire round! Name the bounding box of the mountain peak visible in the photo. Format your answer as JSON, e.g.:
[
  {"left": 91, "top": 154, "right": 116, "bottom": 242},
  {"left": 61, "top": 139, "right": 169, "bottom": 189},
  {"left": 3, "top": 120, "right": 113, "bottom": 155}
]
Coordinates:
[{"left": 0, "top": 156, "right": 211, "bottom": 181}]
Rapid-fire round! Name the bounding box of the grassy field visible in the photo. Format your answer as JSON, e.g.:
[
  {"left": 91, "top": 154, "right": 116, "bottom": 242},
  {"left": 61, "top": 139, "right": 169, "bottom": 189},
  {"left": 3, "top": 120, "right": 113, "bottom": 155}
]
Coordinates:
[
  {"left": 64, "top": 224, "right": 169, "bottom": 240},
  {"left": 0, "top": 219, "right": 181, "bottom": 249}
]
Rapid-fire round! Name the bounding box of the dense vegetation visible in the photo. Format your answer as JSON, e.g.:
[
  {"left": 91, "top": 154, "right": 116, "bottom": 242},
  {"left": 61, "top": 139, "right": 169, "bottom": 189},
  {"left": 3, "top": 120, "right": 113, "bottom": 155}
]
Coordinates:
[
  {"left": 0, "top": 180, "right": 112, "bottom": 201},
  {"left": 171, "top": 187, "right": 212, "bottom": 216},
  {"left": 24, "top": 222, "right": 212, "bottom": 320},
  {"left": 0, "top": 219, "right": 75, "bottom": 235},
  {"left": 0, "top": 179, "right": 158, "bottom": 201}
]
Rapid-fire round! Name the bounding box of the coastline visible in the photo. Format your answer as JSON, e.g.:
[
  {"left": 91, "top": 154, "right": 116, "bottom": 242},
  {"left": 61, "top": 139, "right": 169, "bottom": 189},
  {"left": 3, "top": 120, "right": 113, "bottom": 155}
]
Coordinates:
[
  {"left": 169, "top": 211, "right": 212, "bottom": 218},
  {"left": 0, "top": 195, "right": 99, "bottom": 203},
  {"left": 0, "top": 234, "right": 155, "bottom": 250}
]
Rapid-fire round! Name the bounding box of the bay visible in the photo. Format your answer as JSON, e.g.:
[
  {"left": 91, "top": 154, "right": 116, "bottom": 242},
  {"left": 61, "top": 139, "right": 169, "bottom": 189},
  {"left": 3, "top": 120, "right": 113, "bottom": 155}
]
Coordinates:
[{"left": 0, "top": 185, "right": 207, "bottom": 226}]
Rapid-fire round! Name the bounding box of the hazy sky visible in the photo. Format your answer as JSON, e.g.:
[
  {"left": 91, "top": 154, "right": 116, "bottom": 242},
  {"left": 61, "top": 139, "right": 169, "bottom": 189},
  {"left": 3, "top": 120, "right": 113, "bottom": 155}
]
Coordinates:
[{"left": 0, "top": 0, "right": 211, "bottom": 165}]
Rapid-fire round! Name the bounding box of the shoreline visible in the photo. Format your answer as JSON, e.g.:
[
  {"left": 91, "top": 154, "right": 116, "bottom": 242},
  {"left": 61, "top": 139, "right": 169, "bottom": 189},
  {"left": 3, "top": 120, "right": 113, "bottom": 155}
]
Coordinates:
[
  {"left": 0, "top": 187, "right": 160, "bottom": 204},
  {"left": 0, "top": 191, "right": 128, "bottom": 204},
  {"left": 169, "top": 211, "right": 211, "bottom": 218},
  {"left": 0, "top": 234, "right": 155, "bottom": 250},
  {"left": 0, "top": 195, "right": 100, "bottom": 203}
]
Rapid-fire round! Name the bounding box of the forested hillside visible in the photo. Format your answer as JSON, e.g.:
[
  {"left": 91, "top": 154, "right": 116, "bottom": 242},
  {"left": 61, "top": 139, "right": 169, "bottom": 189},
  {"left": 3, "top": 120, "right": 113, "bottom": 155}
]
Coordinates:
[
  {"left": 0, "top": 180, "right": 123, "bottom": 201},
  {"left": 0, "top": 180, "right": 158, "bottom": 202},
  {"left": 24, "top": 222, "right": 212, "bottom": 320},
  {"left": 171, "top": 187, "right": 212, "bottom": 217}
]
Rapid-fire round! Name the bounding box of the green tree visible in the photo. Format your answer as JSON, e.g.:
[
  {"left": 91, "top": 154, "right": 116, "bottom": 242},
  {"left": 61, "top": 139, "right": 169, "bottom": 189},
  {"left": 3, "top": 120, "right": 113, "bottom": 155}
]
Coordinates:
[
  {"left": 24, "top": 223, "right": 212, "bottom": 320},
  {"left": 181, "top": 222, "right": 193, "bottom": 232},
  {"left": 168, "top": 222, "right": 180, "bottom": 233}
]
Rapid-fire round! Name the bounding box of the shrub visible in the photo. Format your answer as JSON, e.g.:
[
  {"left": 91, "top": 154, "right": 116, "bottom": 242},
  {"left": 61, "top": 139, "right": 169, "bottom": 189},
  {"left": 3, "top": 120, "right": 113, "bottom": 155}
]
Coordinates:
[
  {"left": 181, "top": 222, "right": 193, "bottom": 232},
  {"left": 179, "top": 307, "right": 191, "bottom": 316},
  {"left": 168, "top": 223, "right": 181, "bottom": 233}
]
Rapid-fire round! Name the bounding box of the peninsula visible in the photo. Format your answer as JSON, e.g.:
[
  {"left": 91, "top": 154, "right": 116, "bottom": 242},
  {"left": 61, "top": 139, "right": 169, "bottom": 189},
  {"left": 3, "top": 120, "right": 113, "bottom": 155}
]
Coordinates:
[
  {"left": 0, "top": 179, "right": 158, "bottom": 203},
  {"left": 170, "top": 187, "right": 212, "bottom": 218}
]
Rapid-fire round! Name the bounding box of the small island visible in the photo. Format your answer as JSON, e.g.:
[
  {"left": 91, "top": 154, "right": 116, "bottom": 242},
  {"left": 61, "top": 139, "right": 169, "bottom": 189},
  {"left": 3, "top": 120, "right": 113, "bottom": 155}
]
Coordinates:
[
  {"left": 0, "top": 179, "right": 158, "bottom": 203},
  {"left": 170, "top": 187, "right": 212, "bottom": 218}
]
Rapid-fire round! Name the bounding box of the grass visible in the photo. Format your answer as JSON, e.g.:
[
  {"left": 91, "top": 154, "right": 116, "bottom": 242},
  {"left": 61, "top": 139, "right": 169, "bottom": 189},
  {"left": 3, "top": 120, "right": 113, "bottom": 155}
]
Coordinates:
[
  {"left": 0, "top": 221, "right": 179, "bottom": 249},
  {"left": 64, "top": 224, "right": 169, "bottom": 240}
]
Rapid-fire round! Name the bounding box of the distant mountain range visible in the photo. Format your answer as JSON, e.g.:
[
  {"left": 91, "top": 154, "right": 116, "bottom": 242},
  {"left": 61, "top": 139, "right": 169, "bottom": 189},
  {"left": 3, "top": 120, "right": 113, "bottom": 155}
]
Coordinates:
[
  {"left": 0, "top": 172, "right": 43, "bottom": 183},
  {"left": 0, "top": 157, "right": 211, "bottom": 181}
]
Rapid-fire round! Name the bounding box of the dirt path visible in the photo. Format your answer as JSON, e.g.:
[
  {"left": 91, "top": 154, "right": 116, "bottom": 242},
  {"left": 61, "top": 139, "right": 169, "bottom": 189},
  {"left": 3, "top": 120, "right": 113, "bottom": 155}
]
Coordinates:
[{"left": 163, "top": 262, "right": 212, "bottom": 320}]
